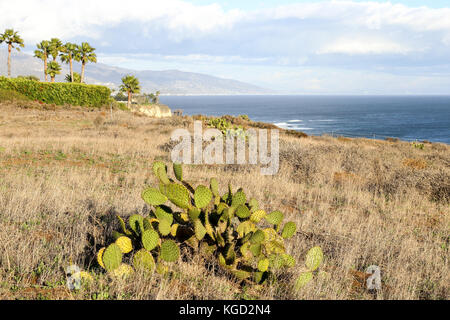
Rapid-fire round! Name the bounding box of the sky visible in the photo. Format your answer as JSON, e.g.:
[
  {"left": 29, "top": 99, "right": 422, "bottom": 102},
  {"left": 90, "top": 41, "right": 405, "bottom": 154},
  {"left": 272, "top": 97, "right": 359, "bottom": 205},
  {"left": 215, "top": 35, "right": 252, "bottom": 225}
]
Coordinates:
[{"left": 1, "top": 0, "right": 450, "bottom": 94}]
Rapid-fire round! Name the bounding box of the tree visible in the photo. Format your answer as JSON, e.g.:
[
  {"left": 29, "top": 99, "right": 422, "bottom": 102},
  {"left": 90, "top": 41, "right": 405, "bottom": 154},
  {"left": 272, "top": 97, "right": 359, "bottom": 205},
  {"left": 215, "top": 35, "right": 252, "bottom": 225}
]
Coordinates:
[
  {"left": 0, "top": 29, "right": 25, "bottom": 77},
  {"left": 34, "top": 40, "right": 51, "bottom": 81},
  {"left": 60, "top": 42, "right": 80, "bottom": 82},
  {"left": 77, "top": 42, "right": 97, "bottom": 83},
  {"left": 119, "top": 75, "right": 141, "bottom": 108},
  {"left": 47, "top": 61, "right": 61, "bottom": 83},
  {"left": 149, "top": 91, "right": 161, "bottom": 104},
  {"left": 64, "top": 72, "right": 81, "bottom": 83},
  {"left": 49, "top": 38, "right": 63, "bottom": 62}
]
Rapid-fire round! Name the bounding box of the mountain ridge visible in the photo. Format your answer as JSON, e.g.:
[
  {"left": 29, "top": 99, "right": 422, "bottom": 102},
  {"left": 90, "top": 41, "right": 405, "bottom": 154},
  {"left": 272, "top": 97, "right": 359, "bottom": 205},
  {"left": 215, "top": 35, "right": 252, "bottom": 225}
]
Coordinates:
[{"left": 0, "top": 51, "right": 272, "bottom": 95}]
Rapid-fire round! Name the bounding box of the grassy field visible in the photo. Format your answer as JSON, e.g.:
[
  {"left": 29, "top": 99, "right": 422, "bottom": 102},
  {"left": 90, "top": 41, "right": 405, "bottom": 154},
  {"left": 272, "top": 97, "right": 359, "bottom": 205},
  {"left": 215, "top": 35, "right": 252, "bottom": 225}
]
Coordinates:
[{"left": 0, "top": 102, "right": 448, "bottom": 300}]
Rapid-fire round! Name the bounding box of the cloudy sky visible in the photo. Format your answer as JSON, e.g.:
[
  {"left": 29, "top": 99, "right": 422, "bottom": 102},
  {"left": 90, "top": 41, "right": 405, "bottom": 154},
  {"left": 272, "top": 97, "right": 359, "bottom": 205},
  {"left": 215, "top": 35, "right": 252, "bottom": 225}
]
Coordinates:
[{"left": 1, "top": 0, "right": 450, "bottom": 94}]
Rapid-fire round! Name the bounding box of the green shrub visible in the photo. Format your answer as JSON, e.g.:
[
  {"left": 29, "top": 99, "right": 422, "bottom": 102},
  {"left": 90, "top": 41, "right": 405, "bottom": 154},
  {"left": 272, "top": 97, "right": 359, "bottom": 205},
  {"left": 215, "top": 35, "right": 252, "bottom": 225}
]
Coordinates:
[
  {"left": 97, "top": 162, "right": 323, "bottom": 288},
  {"left": 0, "top": 76, "right": 111, "bottom": 108},
  {"left": 0, "top": 88, "right": 31, "bottom": 103}
]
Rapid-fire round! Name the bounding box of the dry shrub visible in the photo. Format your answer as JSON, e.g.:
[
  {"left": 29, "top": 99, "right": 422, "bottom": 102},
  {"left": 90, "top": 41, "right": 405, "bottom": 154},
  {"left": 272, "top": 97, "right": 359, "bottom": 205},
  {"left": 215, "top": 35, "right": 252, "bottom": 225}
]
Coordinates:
[{"left": 402, "top": 158, "right": 428, "bottom": 170}]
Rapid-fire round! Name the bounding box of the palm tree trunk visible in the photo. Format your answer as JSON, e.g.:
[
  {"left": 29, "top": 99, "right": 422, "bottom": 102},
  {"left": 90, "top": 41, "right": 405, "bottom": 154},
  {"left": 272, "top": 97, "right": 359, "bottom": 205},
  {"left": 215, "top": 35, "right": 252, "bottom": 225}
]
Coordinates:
[
  {"left": 7, "top": 44, "right": 12, "bottom": 77},
  {"left": 44, "top": 54, "right": 48, "bottom": 82},
  {"left": 127, "top": 91, "right": 132, "bottom": 109},
  {"left": 51, "top": 76, "right": 55, "bottom": 83},
  {"left": 80, "top": 62, "right": 85, "bottom": 83},
  {"left": 69, "top": 57, "right": 73, "bottom": 82}
]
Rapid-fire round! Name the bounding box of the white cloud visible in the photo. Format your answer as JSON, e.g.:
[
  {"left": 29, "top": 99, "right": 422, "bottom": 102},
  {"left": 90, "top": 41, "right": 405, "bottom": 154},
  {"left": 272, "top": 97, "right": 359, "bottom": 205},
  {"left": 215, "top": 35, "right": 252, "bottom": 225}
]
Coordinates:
[{"left": 317, "top": 38, "right": 413, "bottom": 55}]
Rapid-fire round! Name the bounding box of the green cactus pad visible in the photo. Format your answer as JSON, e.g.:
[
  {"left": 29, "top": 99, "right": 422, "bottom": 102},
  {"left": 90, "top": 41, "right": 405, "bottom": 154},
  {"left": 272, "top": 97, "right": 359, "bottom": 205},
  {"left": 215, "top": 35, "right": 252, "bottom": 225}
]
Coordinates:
[
  {"left": 133, "top": 249, "right": 155, "bottom": 272},
  {"left": 128, "top": 214, "right": 144, "bottom": 235},
  {"left": 249, "top": 198, "right": 259, "bottom": 211},
  {"left": 158, "top": 219, "right": 172, "bottom": 236},
  {"left": 142, "top": 187, "right": 168, "bottom": 206},
  {"left": 194, "top": 219, "right": 207, "bottom": 241},
  {"left": 157, "top": 167, "right": 171, "bottom": 185},
  {"left": 155, "top": 205, "right": 174, "bottom": 225},
  {"left": 210, "top": 178, "right": 219, "bottom": 196},
  {"left": 235, "top": 204, "right": 251, "bottom": 219},
  {"left": 142, "top": 229, "right": 160, "bottom": 251},
  {"left": 232, "top": 269, "right": 251, "bottom": 281},
  {"left": 217, "top": 203, "right": 228, "bottom": 215},
  {"left": 173, "top": 163, "right": 183, "bottom": 182},
  {"left": 282, "top": 254, "right": 296, "bottom": 268},
  {"left": 152, "top": 161, "right": 166, "bottom": 177},
  {"left": 250, "top": 230, "right": 266, "bottom": 244},
  {"left": 143, "top": 218, "right": 153, "bottom": 231},
  {"left": 249, "top": 243, "right": 262, "bottom": 257},
  {"left": 167, "top": 183, "right": 191, "bottom": 209},
  {"left": 102, "top": 243, "right": 123, "bottom": 272},
  {"left": 295, "top": 272, "right": 313, "bottom": 290},
  {"left": 112, "top": 231, "right": 125, "bottom": 241},
  {"left": 265, "top": 210, "right": 284, "bottom": 225},
  {"left": 258, "top": 258, "right": 270, "bottom": 272},
  {"left": 194, "top": 185, "right": 213, "bottom": 209},
  {"left": 281, "top": 221, "right": 297, "bottom": 239},
  {"left": 160, "top": 240, "right": 180, "bottom": 262},
  {"left": 237, "top": 221, "right": 256, "bottom": 238},
  {"left": 188, "top": 207, "right": 201, "bottom": 221},
  {"left": 250, "top": 210, "right": 266, "bottom": 223},
  {"left": 254, "top": 271, "right": 268, "bottom": 284},
  {"left": 305, "top": 246, "right": 323, "bottom": 271},
  {"left": 116, "top": 215, "right": 131, "bottom": 236},
  {"left": 232, "top": 190, "right": 246, "bottom": 207}
]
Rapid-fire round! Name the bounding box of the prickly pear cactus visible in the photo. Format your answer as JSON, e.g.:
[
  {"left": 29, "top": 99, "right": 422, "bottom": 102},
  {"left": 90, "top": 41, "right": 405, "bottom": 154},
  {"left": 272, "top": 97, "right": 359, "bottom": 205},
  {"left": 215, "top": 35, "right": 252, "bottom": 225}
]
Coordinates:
[{"left": 96, "top": 161, "right": 322, "bottom": 290}]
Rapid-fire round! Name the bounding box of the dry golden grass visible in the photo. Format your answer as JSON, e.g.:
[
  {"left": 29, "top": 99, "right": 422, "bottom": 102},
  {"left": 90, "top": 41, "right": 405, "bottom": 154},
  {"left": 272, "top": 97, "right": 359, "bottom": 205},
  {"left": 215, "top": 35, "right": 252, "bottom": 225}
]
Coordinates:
[{"left": 0, "top": 103, "right": 448, "bottom": 300}]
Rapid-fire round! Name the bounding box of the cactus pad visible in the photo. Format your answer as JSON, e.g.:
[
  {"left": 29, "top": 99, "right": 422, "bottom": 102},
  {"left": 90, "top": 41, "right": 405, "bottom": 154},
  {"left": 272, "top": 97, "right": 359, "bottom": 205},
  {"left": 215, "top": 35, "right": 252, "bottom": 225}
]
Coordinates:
[
  {"left": 194, "top": 185, "right": 213, "bottom": 209},
  {"left": 265, "top": 210, "right": 284, "bottom": 225},
  {"left": 128, "top": 214, "right": 144, "bottom": 235},
  {"left": 210, "top": 178, "right": 219, "bottom": 196},
  {"left": 97, "top": 247, "right": 106, "bottom": 269},
  {"left": 115, "top": 236, "right": 133, "bottom": 254},
  {"left": 160, "top": 240, "right": 180, "bottom": 262},
  {"left": 152, "top": 161, "right": 166, "bottom": 177},
  {"left": 232, "top": 190, "right": 246, "bottom": 207},
  {"left": 258, "top": 258, "right": 270, "bottom": 272},
  {"left": 250, "top": 210, "right": 266, "bottom": 223},
  {"left": 173, "top": 163, "right": 183, "bottom": 182},
  {"left": 155, "top": 205, "right": 174, "bottom": 225},
  {"left": 295, "top": 272, "right": 313, "bottom": 290},
  {"left": 281, "top": 221, "right": 297, "bottom": 239},
  {"left": 194, "top": 219, "right": 207, "bottom": 241},
  {"left": 102, "top": 243, "right": 123, "bottom": 272},
  {"left": 142, "top": 229, "right": 160, "bottom": 251},
  {"left": 110, "top": 263, "right": 134, "bottom": 279},
  {"left": 167, "top": 183, "right": 191, "bottom": 209},
  {"left": 235, "top": 204, "right": 251, "bottom": 219},
  {"left": 250, "top": 230, "right": 266, "bottom": 244},
  {"left": 158, "top": 219, "right": 172, "bottom": 236},
  {"left": 133, "top": 249, "right": 155, "bottom": 272},
  {"left": 305, "top": 246, "right": 323, "bottom": 271},
  {"left": 142, "top": 187, "right": 168, "bottom": 206}
]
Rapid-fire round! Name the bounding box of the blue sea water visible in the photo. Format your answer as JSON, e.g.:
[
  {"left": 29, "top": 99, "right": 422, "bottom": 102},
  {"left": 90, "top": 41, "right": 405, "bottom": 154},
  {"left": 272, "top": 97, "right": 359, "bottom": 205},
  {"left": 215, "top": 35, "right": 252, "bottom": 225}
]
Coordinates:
[{"left": 159, "top": 95, "right": 450, "bottom": 144}]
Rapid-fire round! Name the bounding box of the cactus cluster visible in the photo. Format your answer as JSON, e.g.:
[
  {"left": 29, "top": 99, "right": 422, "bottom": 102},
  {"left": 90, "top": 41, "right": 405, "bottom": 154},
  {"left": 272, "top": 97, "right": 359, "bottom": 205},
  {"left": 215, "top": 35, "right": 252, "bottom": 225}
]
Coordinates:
[{"left": 97, "top": 161, "right": 323, "bottom": 287}]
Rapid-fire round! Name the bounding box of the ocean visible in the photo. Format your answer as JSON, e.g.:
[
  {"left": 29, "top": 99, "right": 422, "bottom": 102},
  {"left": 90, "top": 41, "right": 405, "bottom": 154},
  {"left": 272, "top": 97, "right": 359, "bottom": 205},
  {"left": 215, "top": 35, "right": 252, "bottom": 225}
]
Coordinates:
[{"left": 159, "top": 95, "right": 450, "bottom": 144}]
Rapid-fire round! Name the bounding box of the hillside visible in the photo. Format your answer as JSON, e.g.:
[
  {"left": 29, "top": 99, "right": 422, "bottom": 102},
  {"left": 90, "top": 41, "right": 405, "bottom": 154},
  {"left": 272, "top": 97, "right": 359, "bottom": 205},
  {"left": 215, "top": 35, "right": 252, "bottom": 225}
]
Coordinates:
[
  {"left": 0, "top": 100, "right": 448, "bottom": 300},
  {"left": 0, "top": 51, "right": 270, "bottom": 95}
]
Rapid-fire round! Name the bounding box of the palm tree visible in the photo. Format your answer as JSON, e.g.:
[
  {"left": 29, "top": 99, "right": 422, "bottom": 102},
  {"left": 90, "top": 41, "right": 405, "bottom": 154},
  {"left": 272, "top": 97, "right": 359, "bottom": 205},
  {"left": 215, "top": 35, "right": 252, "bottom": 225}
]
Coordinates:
[
  {"left": 60, "top": 42, "right": 80, "bottom": 82},
  {"left": 0, "top": 29, "right": 25, "bottom": 77},
  {"left": 34, "top": 40, "right": 50, "bottom": 81},
  {"left": 47, "top": 61, "right": 61, "bottom": 83},
  {"left": 119, "top": 75, "right": 141, "bottom": 108},
  {"left": 65, "top": 72, "right": 81, "bottom": 83},
  {"left": 77, "top": 42, "right": 97, "bottom": 83},
  {"left": 49, "top": 38, "right": 63, "bottom": 62}
]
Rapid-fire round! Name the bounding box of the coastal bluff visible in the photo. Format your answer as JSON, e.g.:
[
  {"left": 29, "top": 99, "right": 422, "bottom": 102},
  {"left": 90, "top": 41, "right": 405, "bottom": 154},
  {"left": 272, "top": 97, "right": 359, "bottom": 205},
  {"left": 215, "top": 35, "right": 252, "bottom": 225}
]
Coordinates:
[{"left": 130, "top": 103, "right": 172, "bottom": 118}]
